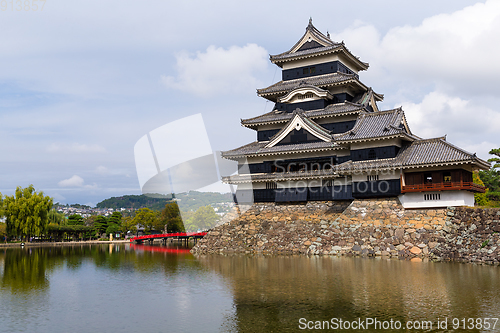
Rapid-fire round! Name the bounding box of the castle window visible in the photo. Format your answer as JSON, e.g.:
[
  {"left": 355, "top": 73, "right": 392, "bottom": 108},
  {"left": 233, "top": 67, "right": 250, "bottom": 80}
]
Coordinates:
[
  {"left": 367, "top": 175, "right": 379, "bottom": 181},
  {"left": 368, "top": 149, "right": 376, "bottom": 160},
  {"left": 298, "top": 93, "right": 314, "bottom": 100},
  {"left": 424, "top": 173, "right": 432, "bottom": 184},
  {"left": 310, "top": 67, "right": 316, "bottom": 74},
  {"left": 424, "top": 193, "right": 441, "bottom": 201},
  {"left": 266, "top": 182, "right": 277, "bottom": 190},
  {"left": 322, "top": 179, "right": 333, "bottom": 187},
  {"left": 443, "top": 171, "right": 451, "bottom": 182},
  {"left": 303, "top": 68, "right": 309, "bottom": 74}
]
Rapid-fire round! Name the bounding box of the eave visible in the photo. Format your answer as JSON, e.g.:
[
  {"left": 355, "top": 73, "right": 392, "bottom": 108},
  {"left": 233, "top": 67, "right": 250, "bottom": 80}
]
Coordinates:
[{"left": 270, "top": 45, "right": 369, "bottom": 72}]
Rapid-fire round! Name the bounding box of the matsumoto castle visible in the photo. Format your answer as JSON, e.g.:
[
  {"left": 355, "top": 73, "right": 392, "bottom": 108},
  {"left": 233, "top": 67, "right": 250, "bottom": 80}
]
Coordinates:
[{"left": 221, "top": 19, "right": 489, "bottom": 209}]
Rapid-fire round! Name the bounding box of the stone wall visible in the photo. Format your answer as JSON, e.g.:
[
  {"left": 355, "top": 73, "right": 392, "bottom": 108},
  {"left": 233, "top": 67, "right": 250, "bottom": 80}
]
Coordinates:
[
  {"left": 192, "top": 198, "right": 500, "bottom": 264},
  {"left": 438, "top": 207, "right": 500, "bottom": 264},
  {"left": 193, "top": 201, "right": 350, "bottom": 254}
]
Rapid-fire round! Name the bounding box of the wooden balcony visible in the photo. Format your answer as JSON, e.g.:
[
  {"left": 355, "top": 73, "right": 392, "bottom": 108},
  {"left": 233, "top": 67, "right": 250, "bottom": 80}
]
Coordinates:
[{"left": 401, "top": 181, "right": 485, "bottom": 193}]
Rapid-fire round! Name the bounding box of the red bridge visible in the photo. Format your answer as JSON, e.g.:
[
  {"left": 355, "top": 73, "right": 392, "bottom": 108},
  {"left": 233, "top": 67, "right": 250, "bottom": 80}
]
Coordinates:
[{"left": 129, "top": 232, "right": 207, "bottom": 244}]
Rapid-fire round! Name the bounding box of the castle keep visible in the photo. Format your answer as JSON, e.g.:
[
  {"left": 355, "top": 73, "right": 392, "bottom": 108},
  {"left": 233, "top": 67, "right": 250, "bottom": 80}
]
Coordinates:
[{"left": 221, "top": 19, "right": 489, "bottom": 209}]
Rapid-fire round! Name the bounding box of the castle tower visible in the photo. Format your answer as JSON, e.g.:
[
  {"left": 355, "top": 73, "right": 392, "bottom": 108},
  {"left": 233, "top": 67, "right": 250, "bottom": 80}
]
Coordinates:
[{"left": 222, "top": 20, "right": 489, "bottom": 208}]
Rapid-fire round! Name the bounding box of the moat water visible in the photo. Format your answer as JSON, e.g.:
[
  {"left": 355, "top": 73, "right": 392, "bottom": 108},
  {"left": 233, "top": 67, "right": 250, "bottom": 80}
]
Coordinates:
[{"left": 1, "top": 244, "right": 499, "bottom": 332}]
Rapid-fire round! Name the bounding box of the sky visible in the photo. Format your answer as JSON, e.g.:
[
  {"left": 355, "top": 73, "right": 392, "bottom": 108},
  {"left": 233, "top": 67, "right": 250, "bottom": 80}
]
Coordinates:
[{"left": 0, "top": 0, "right": 498, "bottom": 206}]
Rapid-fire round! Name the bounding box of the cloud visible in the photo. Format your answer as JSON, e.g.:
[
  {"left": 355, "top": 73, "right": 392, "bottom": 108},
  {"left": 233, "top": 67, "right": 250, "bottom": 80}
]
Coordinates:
[
  {"left": 161, "top": 43, "right": 269, "bottom": 97},
  {"left": 331, "top": 0, "right": 500, "bottom": 94},
  {"left": 400, "top": 91, "right": 500, "bottom": 159},
  {"left": 47, "top": 143, "right": 106, "bottom": 153},
  {"left": 95, "top": 166, "right": 109, "bottom": 175},
  {"left": 58, "top": 175, "right": 85, "bottom": 187}
]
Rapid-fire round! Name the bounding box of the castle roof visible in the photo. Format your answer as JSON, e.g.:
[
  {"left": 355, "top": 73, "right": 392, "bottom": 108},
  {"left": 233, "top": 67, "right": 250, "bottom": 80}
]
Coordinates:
[
  {"left": 222, "top": 137, "right": 490, "bottom": 184},
  {"left": 269, "top": 19, "right": 369, "bottom": 71},
  {"left": 257, "top": 72, "right": 376, "bottom": 101},
  {"left": 335, "top": 137, "right": 490, "bottom": 172},
  {"left": 221, "top": 140, "right": 345, "bottom": 160},
  {"left": 224, "top": 108, "right": 414, "bottom": 159},
  {"left": 241, "top": 102, "right": 364, "bottom": 127},
  {"left": 334, "top": 108, "right": 412, "bottom": 141}
]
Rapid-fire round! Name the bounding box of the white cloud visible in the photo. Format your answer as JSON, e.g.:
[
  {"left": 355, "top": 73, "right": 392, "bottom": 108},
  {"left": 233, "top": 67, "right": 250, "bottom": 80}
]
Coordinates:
[
  {"left": 400, "top": 91, "right": 500, "bottom": 160},
  {"left": 161, "top": 43, "right": 269, "bottom": 97},
  {"left": 47, "top": 143, "right": 106, "bottom": 153},
  {"left": 331, "top": 0, "right": 500, "bottom": 94},
  {"left": 58, "top": 175, "right": 85, "bottom": 187},
  {"left": 95, "top": 166, "right": 109, "bottom": 175},
  {"left": 381, "top": 1, "right": 500, "bottom": 90}
]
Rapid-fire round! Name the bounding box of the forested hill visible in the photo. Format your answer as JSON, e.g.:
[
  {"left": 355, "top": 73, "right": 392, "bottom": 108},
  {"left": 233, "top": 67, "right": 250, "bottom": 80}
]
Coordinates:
[
  {"left": 96, "top": 195, "right": 171, "bottom": 210},
  {"left": 96, "top": 191, "right": 233, "bottom": 211}
]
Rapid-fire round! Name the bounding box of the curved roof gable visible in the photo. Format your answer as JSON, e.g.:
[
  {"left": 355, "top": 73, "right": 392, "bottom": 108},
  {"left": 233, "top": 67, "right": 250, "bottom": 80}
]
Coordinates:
[
  {"left": 278, "top": 85, "right": 332, "bottom": 103},
  {"left": 240, "top": 102, "right": 365, "bottom": 128},
  {"left": 265, "top": 109, "right": 332, "bottom": 148},
  {"left": 257, "top": 72, "right": 365, "bottom": 101},
  {"left": 270, "top": 19, "right": 369, "bottom": 71}
]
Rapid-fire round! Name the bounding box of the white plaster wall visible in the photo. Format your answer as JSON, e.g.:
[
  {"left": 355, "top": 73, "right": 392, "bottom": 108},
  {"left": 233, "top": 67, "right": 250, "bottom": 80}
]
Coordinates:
[
  {"left": 350, "top": 138, "right": 402, "bottom": 150},
  {"left": 236, "top": 183, "right": 254, "bottom": 190},
  {"left": 315, "top": 114, "right": 358, "bottom": 124},
  {"left": 279, "top": 177, "right": 349, "bottom": 188},
  {"left": 256, "top": 124, "right": 283, "bottom": 131},
  {"left": 326, "top": 86, "right": 358, "bottom": 97},
  {"left": 398, "top": 191, "right": 474, "bottom": 208},
  {"left": 245, "top": 151, "right": 346, "bottom": 164},
  {"left": 282, "top": 54, "right": 340, "bottom": 70},
  {"left": 351, "top": 170, "right": 401, "bottom": 182},
  {"left": 281, "top": 53, "right": 359, "bottom": 74}
]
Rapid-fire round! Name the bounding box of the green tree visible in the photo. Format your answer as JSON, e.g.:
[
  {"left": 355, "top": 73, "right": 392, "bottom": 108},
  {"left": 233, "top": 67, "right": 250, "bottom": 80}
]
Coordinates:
[
  {"left": 132, "top": 208, "right": 160, "bottom": 234},
  {"left": 94, "top": 216, "right": 108, "bottom": 236},
  {"left": 48, "top": 209, "right": 65, "bottom": 225},
  {"left": 161, "top": 203, "right": 185, "bottom": 233},
  {"left": 67, "top": 214, "right": 84, "bottom": 225},
  {"left": 106, "top": 223, "right": 120, "bottom": 235},
  {"left": 184, "top": 205, "right": 220, "bottom": 232},
  {"left": 108, "top": 211, "right": 122, "bottom": 225},
  {"left": 1, "top": 185, "right": 53, "bottom": 240},
  {"left": 488, "top": 148, "right": 500, "bottom": 170},
  {"left": 120, "top": 216, "right": 137, "bottom": 234},
  {"left": 479, "top": 148, "right": 500, "bottom": 205},
  {"left": 0, "top": 223, "right": 7, "bottom": 241},
  {"left": 479, "top": 169, "right": 500, "bottom": 193},
  {"left": 473, "top": 172, "right": 489, "bottom": 206},
  {"left": 105, "top": 211, "right": 122, "bottom": 236}
]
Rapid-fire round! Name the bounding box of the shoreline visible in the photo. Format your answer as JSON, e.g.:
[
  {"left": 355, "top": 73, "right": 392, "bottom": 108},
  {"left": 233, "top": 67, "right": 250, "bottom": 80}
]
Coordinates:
[
  {"left": 192, "top": 199, "right": 500, "bottom": 265},
  {"left": 0, "top": 240, "right": 130, "bottom": 248}
]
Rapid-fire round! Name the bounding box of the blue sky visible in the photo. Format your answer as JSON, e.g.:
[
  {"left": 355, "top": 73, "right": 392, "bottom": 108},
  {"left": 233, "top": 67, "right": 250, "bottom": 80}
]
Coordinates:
[{"left": 0, "top": 0, "right": 498, "bottom": 206}]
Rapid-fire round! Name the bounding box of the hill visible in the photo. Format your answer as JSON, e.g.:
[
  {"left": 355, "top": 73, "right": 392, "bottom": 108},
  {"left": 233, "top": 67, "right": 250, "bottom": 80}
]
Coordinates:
[{"left": 96, "top": 191, "right": 233, "bottom": 211}]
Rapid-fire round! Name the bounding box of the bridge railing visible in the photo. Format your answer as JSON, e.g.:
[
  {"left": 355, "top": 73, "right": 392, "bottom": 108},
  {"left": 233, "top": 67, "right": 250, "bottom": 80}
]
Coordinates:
[{"left": 130, "top": 232, "right": 207, "bottom": 242}]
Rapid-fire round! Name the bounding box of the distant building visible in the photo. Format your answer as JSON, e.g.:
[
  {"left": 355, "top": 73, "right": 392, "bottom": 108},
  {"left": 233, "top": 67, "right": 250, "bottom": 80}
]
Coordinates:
[{"left": 222, "top": 19, "right": 489, "bottom": 208}]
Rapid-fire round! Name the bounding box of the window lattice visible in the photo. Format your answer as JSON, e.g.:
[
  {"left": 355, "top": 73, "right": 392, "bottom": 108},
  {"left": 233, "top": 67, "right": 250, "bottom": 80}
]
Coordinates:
[{"left": 424, "top": 193, "right": 441, "bottom": 201}]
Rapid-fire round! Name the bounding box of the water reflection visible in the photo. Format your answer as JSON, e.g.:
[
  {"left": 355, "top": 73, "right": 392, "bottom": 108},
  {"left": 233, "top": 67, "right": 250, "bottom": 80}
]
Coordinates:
[
  {"left": 2, "top": 246, "right": 500, "bottom": 332},
  {"left": 1, "top": 248, "right": 51, "bottom": 292},
  {"left": 0, "top": 245, "right": 233, "bottom": 333},
  {"left": 196, "top": 255, "right": 500, "bottom": 332}
]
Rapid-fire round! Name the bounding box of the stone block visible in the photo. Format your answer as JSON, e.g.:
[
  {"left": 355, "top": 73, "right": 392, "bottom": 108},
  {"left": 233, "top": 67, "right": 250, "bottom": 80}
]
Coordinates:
[{"left": 410, "top": 246, "right": 422, "bottom": 255}]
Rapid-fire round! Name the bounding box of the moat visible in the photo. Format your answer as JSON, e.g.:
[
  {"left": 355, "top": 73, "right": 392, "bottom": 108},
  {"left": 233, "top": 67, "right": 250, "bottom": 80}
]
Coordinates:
[{"left": 1, "top": 244, "right": 499, "bottom": 332}]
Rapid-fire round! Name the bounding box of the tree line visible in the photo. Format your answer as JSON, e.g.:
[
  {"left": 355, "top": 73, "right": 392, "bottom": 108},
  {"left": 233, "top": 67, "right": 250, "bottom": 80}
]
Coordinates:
[
  {"left": 0, "top": 185, "right": 220, "bottom": 242},
  {"left": 477, "top": 148, "right": 500, "bottom": 207}
]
